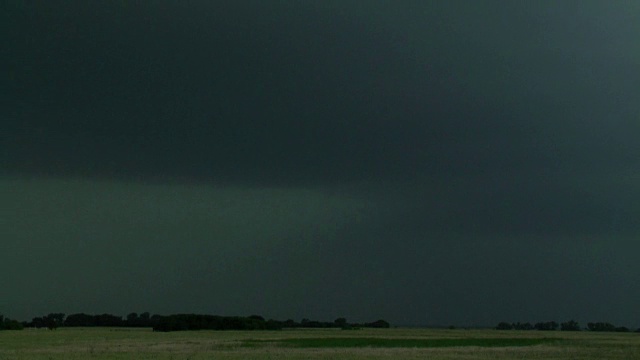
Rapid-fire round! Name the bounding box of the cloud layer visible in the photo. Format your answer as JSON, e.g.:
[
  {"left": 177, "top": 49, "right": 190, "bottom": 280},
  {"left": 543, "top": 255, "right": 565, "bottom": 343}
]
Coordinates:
[{"left": 2, "top": 1, "right": 639, "bottom": 326}]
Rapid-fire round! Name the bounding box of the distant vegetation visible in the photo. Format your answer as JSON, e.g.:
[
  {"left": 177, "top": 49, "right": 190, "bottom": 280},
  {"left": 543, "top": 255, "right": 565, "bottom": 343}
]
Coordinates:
[
  {"left": 496, "top": 320, "right": 636, "bottom": 333},
  {"left": 5, "top": 313, "right": 389, "bottom": 332},
  {"left": 3, "top": 313, "right": 638, "bottom": 333},
  {"left": 0, "top": 315, "right": 24, "bottom": 330},
  {"left": 146, "top": 314, "right": 389, "bottom": 332},
  {"left": 586, "top": 322, "right": 633, "bottom": 333}
]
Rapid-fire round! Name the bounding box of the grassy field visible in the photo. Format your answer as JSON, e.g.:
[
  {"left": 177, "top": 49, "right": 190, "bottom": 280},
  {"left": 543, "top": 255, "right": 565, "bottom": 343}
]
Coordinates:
[{"left": 1, "top": 327, "right": 639, "bottom": 359}]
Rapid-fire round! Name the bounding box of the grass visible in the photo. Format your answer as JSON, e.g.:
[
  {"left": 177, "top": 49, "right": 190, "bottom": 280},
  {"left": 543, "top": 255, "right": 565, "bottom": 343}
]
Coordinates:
[
  {"left": 0, "top": 327, "right": 638, "bottom": 359},
  {"left": 246, "top": 337, "right": 561, "bottom": 348}
]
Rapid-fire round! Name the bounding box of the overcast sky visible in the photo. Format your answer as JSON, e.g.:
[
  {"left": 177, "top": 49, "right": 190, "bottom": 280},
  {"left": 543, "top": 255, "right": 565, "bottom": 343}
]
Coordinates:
[{"left": 2, "top": 0, "right": 639, "bottom": 327}]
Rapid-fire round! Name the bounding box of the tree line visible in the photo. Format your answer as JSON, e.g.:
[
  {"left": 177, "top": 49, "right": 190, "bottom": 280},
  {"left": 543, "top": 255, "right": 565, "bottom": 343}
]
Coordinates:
[
  {"left": 25, "top": 312, "right": 156, "bottom": 329},
  {"left": 496, "top": 320, "right": 637, "bottom": 333},
  {"left": 0, "top": 315, "right": 24, "bottom": 330},
  {"left": 3, "top": 313, "right": 637, "bottom": 333},
  {"left": 1, "top": 313, "right": 389, "bottom": 332}
]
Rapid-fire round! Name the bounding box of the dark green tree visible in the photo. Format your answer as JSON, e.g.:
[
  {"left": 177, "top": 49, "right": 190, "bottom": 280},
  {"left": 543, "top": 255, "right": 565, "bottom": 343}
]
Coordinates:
[
  {"left": 560, "top": 320, "right": 580, "bottom": 331},
  {"left": 366, "top": 319, "right": 390, "bottom": 328},
  {"left": 44, "top": 313, "right": 65, "bottom": 330},
  {"left": 64, "top": 313, "right": 95, "bottom": 327},
  {"left": 283, "top": 319, "right": 297, "bottom": 328},
  {"left": 248, "top": 315, "right": 265, "bottom": 321},
  {"left": 126, "top": 313, "right": 139, "bottom": 326},
  {"left": 334, "top": 317, "right": 348, "bottom": 328},
  {"left": 512, "top": 322, "right": 534, "bottom": 330},
  {"left": 0, "top": 315, "right": 24, "bottom": 330},
  {"left": 265, "top": 319, "right": 283, "bottom": 330},
  {"left": 94, "top": 314, "right": 123, "bottom": 327},
  {"left": 587, "top": 322, "right": 615, "bottom": 332},
  {"left": 534, "top": 321, "right": 558, "bottom": 331}
]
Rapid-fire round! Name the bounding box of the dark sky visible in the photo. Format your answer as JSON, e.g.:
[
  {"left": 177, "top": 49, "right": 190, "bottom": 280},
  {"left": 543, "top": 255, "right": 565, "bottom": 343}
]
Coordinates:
[{"left": 2, "top": 1, "right": 639, "bottom": 326}]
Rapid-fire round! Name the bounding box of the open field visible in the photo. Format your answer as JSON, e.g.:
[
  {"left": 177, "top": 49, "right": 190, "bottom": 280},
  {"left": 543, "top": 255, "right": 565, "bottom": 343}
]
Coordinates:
[{"left": 1, "top": 327, "right": 639, "bottom": 359}]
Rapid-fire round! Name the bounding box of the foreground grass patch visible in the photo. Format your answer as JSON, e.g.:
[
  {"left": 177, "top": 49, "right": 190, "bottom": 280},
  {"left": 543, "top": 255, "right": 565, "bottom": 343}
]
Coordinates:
[
  {"left": 6, "top": 328, "right": 639, "bottom": 360},
  {"left": 246, "top": 337, "right": 561, "bottom": 348}
]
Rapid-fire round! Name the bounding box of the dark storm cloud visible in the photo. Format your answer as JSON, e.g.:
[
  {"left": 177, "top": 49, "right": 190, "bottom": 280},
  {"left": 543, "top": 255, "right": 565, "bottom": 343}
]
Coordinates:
[
  {"left": 2, "top": 1, "right": 639, "bottom": 326},
  {"left": 4, "top": 0, "right": 427, "bottom": 184},
  {"left": 5, "top": 0, "right": 637, "bottom": 185}
]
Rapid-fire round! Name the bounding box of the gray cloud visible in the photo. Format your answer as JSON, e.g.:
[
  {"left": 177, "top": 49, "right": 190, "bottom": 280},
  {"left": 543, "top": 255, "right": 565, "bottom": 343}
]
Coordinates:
[{"left": 2, "top": 1, "right": 639, "bottom": 326}]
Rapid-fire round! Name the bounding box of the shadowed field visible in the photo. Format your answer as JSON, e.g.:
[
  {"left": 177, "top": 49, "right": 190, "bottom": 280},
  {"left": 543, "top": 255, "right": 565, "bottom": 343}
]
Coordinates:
[{"left": 0, "top": 327, "right": 638, "bottom": 359}]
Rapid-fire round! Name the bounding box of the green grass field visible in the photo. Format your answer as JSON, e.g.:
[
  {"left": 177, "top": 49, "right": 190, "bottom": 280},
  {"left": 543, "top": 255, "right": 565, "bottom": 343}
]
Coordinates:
[{"left": 1, "top": 327, "right": 638, "bottom": 359}]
